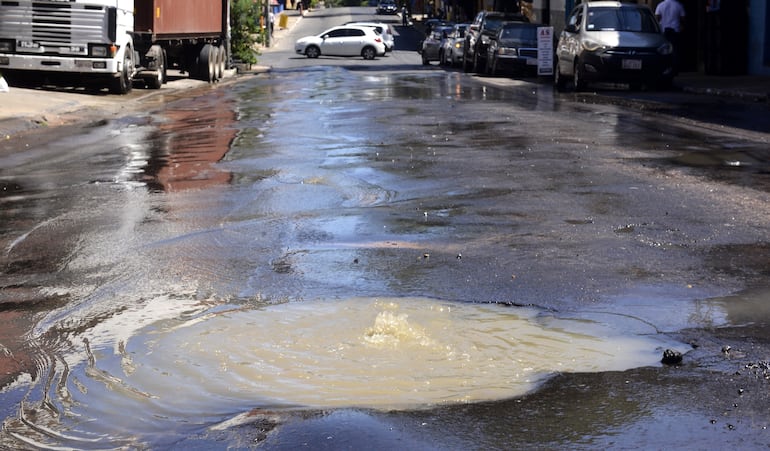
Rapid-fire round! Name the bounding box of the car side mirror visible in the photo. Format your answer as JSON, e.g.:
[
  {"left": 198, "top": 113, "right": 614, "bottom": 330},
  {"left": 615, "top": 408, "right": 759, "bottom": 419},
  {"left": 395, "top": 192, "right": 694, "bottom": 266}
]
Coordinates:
[
  {"left": 322, "top": 34, "right": 329, "bottom": 39},
  {"left": 564, "top": 24, "right": 577, "bottom": 33}
]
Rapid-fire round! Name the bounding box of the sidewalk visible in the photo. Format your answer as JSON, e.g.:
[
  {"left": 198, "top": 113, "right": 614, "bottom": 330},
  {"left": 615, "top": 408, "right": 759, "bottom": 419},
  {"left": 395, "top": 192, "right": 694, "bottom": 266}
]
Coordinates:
[
  {"left": 257, "top": 9, "right": 303, "bottom": 52},
  {"left": 674, "top": 73, "right": 770, "bottom": 103}
]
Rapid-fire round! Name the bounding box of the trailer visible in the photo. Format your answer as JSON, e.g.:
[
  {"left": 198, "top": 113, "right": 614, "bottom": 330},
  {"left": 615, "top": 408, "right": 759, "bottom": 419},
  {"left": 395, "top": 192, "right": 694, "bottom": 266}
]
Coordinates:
[{"left": 0, "top": 0, "right": 230, "bottom": 94}]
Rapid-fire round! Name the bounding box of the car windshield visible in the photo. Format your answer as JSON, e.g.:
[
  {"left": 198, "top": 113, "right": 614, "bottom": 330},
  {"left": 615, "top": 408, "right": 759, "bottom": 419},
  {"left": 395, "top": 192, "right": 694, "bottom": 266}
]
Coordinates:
[
  {"left": 500, "top": 26, "right": 536, "bottom": 41},
  {"left": 484, "top": 18, "right": 507, "bottom": 32},
  {"left": 586, "top": 7, "right": 660, "bottom": 33}
]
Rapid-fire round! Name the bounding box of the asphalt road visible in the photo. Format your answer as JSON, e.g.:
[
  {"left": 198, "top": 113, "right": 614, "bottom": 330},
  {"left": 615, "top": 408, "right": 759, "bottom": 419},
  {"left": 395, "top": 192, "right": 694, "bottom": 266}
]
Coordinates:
[{"left": 1, "top": 6, "right": 770, "bottom": 450}]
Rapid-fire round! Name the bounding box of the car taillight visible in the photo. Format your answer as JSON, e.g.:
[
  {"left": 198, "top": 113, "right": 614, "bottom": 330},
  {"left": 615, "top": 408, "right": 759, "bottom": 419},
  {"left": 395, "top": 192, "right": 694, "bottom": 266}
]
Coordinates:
[{"left": 375, "top": 38, "right": 382, "bottom": 42}]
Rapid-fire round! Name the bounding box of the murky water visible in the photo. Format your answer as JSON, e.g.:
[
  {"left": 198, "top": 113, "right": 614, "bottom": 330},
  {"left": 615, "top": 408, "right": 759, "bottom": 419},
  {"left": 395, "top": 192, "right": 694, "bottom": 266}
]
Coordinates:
[{"left": 2, "top": 295, "right": 686, "bottom": 448}]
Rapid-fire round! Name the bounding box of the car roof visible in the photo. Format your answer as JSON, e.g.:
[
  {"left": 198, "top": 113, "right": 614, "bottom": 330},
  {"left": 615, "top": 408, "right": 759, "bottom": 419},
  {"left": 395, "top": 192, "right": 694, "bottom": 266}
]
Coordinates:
[
  {"left": 500, "top": 21, "right": 539, "bottom": 28},
  {"left": 483, "top": 11, "right": 526, "bottom": 17},
  {"left": 324, "top": 25, "right": 378, "bottom": 33},
  {"left": 581, "top": 1, "right": 644, "bottom": 7},
  {"left": 347, "top": 21, "right": 389, "bottom": 27}
]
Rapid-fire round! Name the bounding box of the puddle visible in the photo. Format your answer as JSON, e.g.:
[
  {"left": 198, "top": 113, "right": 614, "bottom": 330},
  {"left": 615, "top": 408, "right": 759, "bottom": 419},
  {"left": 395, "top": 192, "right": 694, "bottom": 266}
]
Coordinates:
[{"left": 2, "top": 296, "right": 686, "bottom": 448}]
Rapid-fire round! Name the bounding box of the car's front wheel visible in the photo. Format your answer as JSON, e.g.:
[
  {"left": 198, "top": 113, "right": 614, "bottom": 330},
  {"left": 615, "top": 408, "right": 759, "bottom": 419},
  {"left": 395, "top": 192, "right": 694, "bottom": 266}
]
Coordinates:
[
  {"left": 462, "top": 47, "right": 472, "bottom": 72},
  {"left": 473, "top": 50, "right": 486, "bottom": 74},
  {"left": 573, "top": 60, "right": 587, "bottom": 91},
  {"left": 362, "top": 46, "right": 376, "bottom": 60},
  {"left": 554, "top": 57, "right": 567, "bottom": 91},
  {"left": 305, "top": 45, "right": 320, "bottom": 58}
]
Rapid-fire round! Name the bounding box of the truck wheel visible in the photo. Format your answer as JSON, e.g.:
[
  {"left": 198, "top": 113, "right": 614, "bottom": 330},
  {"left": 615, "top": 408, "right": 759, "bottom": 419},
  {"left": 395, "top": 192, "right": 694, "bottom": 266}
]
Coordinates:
[
  {"left": 110, "top": 48, "right": 133, "bottom": 94},
  {"left": 216, "top": 45, "right": 226, "bottom": 81},
  {"left": 211, "top": 46, "right": 221, "bottom": 81},
  {"left": 198, "top": 44, "right": 215, "bottom": 83},
  {"left": 146, "top": 47, "right": 166, "bottom": 90}
]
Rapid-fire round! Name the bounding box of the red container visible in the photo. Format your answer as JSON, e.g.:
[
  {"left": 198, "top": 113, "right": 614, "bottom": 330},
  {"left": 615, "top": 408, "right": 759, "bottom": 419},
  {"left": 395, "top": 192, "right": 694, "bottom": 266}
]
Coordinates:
[{"left": 134, "top": 0, "right": 225, "bottom": 39}]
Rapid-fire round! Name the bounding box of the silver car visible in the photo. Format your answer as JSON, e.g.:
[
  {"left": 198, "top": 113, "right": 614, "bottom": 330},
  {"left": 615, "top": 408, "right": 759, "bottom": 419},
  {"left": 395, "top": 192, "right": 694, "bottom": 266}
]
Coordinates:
[
  {"left": 555, "top": 1, "right": 675, "bottom": 91},
  {"left": 439, "top": 23, "right": 469, "bottom": 67},
  {"left": 420, "top": 25, "right": 453, "bottom": 65}
]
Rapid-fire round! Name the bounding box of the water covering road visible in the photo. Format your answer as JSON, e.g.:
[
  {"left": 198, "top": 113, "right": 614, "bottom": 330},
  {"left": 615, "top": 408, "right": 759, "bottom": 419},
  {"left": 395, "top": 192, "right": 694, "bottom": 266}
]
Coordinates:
[{"left": 1, "top": 8, "right": 770, "bottom": 449}]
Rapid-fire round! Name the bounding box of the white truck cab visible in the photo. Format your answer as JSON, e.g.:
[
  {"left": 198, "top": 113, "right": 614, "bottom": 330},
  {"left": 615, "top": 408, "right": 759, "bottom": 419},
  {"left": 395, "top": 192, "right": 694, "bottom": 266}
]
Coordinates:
[{"left": 0, "top": 0, "right": 136, "bottom": 93}]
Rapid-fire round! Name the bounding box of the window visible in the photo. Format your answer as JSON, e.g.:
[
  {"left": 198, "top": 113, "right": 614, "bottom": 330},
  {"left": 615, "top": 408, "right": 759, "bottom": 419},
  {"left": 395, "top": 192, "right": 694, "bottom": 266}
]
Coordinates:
[{"left": 586, "top": 7, "right": 660, "bottom": 33}]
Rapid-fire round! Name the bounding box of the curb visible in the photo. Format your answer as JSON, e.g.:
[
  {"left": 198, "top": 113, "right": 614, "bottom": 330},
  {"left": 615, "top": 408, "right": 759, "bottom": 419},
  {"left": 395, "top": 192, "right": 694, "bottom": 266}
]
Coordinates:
[{"left": 679, "top": 85, "right": 769, "bottom": 103}]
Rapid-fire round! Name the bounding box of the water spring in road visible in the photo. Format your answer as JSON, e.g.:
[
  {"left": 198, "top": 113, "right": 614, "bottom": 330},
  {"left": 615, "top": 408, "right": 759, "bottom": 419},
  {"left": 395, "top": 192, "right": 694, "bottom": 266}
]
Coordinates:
[{"left": 3, "top": 295, "right": 685, "bottom": 448}]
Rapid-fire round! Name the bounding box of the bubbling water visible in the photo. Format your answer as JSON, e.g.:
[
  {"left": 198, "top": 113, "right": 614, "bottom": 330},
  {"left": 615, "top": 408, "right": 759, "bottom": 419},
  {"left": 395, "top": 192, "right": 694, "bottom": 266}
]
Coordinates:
[
  {"left": 2, "top": 296, "right": 686, "bottom": 448},
  {"left": 126, "top": 297, "right": 677, "bottom": 410}
]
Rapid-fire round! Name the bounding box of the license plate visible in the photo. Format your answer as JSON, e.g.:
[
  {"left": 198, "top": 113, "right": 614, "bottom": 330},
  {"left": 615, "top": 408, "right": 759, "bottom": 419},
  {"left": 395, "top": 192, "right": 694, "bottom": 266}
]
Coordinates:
[
  {"left": 18, "top": 41, "right": 40, "bottom": 49},
  {"left": 526, "top": 58, "right": 537, "bottom": 66},
  {"left": 622, "top": 59, "right": 642, "bottom": 70}
]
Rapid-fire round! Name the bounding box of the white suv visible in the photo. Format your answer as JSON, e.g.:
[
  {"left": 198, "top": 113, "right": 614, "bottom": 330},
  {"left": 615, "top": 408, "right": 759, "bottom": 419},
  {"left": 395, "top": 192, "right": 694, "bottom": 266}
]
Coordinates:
[{"left": 345, "top": 22, "right": 395, "bottom": 52}]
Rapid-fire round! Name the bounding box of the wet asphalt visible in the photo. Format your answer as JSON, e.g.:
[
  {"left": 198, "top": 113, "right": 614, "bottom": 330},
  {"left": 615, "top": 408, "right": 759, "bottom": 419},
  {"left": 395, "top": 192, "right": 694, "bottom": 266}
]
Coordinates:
[{"left": 1, "top": 6, "right": 770, "bottom": 449}]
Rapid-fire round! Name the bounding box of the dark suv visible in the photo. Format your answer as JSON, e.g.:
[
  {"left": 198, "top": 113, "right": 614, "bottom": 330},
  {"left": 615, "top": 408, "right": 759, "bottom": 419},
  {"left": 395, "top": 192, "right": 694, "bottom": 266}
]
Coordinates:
[
  {"left": 463, "top": 11, "right": 528, "bottom": 73},
  {"left": 376, "top": 0, "right": 398, "bottom": 15}
]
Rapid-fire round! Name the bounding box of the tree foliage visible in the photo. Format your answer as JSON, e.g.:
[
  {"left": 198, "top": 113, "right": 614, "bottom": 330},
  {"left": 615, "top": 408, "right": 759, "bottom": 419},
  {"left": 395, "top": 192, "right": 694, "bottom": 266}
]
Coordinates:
[{"left": 231, "top": 0, "right": 262, "bottom": 65}]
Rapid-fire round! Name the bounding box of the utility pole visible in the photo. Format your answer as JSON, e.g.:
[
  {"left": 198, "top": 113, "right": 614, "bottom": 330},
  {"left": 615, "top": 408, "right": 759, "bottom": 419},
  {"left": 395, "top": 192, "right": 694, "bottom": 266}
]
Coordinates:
[{"left": 264, "top": 0, "right": 271, "bottom": 47}]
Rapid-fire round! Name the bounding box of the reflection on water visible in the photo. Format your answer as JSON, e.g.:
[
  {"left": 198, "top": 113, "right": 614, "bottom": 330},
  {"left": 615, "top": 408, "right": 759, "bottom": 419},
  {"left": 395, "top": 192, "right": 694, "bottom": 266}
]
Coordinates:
[
  {"left": 142, "top": 91, "right": 237, "bottom": 192},
  {"left": 1, "top": 296, "right": 686, "bottom": 448}
]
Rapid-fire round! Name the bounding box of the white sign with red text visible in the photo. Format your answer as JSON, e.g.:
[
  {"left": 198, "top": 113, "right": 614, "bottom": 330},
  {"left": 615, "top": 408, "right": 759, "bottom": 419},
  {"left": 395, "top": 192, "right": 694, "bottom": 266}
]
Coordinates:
[{"left": 537, "top": 26, "right": 553, "bottom": 76}]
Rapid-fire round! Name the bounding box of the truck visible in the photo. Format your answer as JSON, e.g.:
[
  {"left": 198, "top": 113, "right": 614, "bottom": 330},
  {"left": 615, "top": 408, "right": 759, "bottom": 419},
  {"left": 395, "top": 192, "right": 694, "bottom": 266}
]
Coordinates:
[{"left": 0, "top": 0, "right": 230, "bottom": 94}]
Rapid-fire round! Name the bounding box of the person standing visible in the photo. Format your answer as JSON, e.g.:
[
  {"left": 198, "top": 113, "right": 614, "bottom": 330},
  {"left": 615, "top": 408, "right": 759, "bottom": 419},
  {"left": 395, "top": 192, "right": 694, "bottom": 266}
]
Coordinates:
[{"left": 655, "top": 0, "right": 686, "bottom": 74}]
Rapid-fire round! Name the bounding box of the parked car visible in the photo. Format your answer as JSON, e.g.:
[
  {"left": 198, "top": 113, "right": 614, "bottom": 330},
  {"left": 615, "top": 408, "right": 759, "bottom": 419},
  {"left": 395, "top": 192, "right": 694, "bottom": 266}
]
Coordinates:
[
  {"left": 295, "top": 26, "right": 386, "bottom": 60},
  {"left": 346, "top": 21, "right": 395, "bottom": 52},
  {"left": 376, "top": 0, "right": 398, "bottom": 15},
  {"left": 463, "top": 11, "right": 529, "bottom": 74},
  {"left": 439, "top": 23, "right": 469, "bottom": 66},
  {"left": 420, "top": 25, "right": 454, "bottom": 65},
  {"left": 554, "top": 1, "right": 675, "bottom": 91},
  {"left": 486, "top": 21, "right": 539, "bottom": 76}
]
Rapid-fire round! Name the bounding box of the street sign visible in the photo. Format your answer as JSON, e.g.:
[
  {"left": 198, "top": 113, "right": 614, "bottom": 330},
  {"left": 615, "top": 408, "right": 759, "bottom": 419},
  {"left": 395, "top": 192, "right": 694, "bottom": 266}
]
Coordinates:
[{"left": 537, "top": 26, "right": 553, "bottom": 76}]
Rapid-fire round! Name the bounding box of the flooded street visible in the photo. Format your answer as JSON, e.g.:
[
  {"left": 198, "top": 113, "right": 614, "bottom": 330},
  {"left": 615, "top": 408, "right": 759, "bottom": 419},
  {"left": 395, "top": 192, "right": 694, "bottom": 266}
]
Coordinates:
[{"left": 2, "top": 9, "right": 770, "bottom": 449}]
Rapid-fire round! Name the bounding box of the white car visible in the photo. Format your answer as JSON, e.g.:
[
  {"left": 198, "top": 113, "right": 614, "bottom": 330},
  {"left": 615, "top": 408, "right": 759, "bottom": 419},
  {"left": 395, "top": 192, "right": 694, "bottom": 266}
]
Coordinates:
[
  {"left": 295, "top": 26, "right": 386, "bottom": 60},
  {"left": 345, "top": 21, "right": 396, "bottom": 52}
]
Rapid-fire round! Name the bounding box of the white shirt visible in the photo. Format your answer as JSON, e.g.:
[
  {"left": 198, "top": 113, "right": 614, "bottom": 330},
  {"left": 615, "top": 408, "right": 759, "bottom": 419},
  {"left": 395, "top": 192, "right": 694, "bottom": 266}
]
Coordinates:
[{"left": 655, "top": 0, "right": 686, "bottom": 32}]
